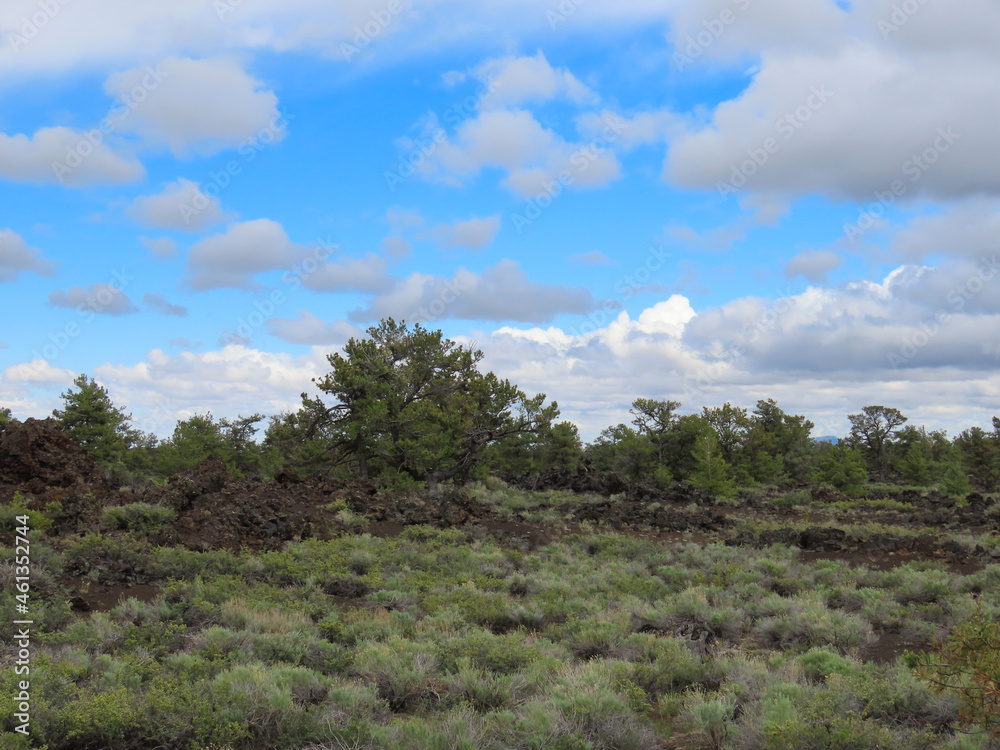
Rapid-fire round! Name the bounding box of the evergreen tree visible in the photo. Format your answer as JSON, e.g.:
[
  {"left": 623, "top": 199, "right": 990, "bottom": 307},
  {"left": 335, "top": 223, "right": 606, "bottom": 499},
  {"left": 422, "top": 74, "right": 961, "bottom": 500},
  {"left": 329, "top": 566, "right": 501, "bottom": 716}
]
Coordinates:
[
  {"left": 52, "top": 375, "right": 137, "bottom": 464},
  {"left": 900, "top": 441, "right": 932, "bottom": 486},
  {"left": 940, "top": 454, "right": 971, "bottom": 498},
  {"left": 815, "top": 444, "right": 868, "bottom": 498},
  {"left": 0, "top": 406, "right": 13, "bottom": 435},
  {"left": 690, "top": 426, "right": 736, "bottom": 500}
]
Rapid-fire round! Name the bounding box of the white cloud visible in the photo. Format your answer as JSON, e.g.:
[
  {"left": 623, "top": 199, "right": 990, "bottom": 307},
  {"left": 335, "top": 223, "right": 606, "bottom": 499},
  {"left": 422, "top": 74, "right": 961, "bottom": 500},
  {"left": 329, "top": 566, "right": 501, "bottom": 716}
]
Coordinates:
[
  {"left": 417, "top": 108, "right": 621, "bottom": 198},
  {"left": 104, "top": 57, "right": 283, "bottom": 157},
  {"left": 139, "top": 236, "right": 179, "bottom": 260},
  {"left": 352, "top": 260, "right": 596, "bottom": 323},
  {"left": 473, "top": 51, "right": 598, "bottom": 109},
  {"left": 431, "top": 215, "right": 501, "bottom": 250},
  {"left": 0, "top": 126, "right": 144, "bottom": 187},
  {"left": 143, "top": 292, "right": 188, "bottom": 317},
  {"left": 48, "top": 283, "right": 138, "bottom": 315},
  {"left": 2, "top": 359, "right": 77, "bottom": 387},
  {"left": 301, "top": 253, "right": 394, "bottom": 293},
  {"left": 92, "top": 344, "right": 331, "bottom": 436},
  {"left": 265, "top": 311, "right": 359, "bottom": 345},
  {"left": 666, "top": 43, "right": 1000, "bottom": 201},
  {"left": 128, "top": 178, "right": 234, "bottom": 232},
  {"left": 784, "top": 249, "right": 843, "bottom": 284},
  {"left": 0, "top": 229, "right": 57, "bottom": 282},
  {"left": 185, "top": 219, "right": 305, "bottom": 290},
  {"left": 576, "top": 108, "right": 682, "bottom": 151}
]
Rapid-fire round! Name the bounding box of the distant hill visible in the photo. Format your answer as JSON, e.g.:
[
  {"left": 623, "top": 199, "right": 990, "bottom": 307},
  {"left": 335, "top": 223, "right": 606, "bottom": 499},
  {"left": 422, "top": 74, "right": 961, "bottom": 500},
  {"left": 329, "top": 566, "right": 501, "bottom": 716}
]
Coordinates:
[{"left": 814, "top": 435, "right": 840, "bottom": 444}]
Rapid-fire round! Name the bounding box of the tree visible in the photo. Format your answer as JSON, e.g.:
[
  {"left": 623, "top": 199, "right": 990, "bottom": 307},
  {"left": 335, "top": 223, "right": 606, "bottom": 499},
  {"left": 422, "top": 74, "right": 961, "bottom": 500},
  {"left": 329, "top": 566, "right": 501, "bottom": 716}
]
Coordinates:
[
  {"left": 0, "top": 406, "right": 13, "bottom": 435},
  {"left": 848, "top": 405, "right": 908, "bottom": 481},
  {"left": 955, "top": 426, "right": 1000, "bottom": 492},
  {"left": 690, "top": 425, "right": 736, "bottom": 500},
  {"left": 702, "top": 403, "right": 749, "bottom": 464},
  {"left": 899, "top": 442, "right": 932, "bottom": 486},
  {"left": 53, "top": 375, "right": 138, "bottom": 464},
  {"left": 310, "top": 319, "right": 558, "bottom": 489},
  {"left": 630, "top": 398, "right": 680, "bottom": 464},
  {"left": 587, "top": 424, "right": 656, "bottom": 482},
  {"left": 743, "top": 399, "right": 815, "bottom": 484},
  {"left": 814, "top": 443, "right": 868, "bottom": 498},
  {"left": 907, "top": 606, "right": 1000, "bottom": 738}
]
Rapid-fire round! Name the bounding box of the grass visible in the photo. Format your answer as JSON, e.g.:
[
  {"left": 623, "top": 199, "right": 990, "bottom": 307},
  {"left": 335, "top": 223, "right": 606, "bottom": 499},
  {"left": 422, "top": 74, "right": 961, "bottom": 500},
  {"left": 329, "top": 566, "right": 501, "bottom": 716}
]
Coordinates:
[{"left": 5, "top": 482, "right": 1000, "bottom": 749}]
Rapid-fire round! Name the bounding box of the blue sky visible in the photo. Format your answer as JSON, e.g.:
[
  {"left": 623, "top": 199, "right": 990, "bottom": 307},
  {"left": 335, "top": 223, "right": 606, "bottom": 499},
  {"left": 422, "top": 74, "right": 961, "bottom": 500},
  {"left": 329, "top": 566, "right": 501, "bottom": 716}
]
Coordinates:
[{"left": 1, "top": 0, "right": 998, "bottom": 441}]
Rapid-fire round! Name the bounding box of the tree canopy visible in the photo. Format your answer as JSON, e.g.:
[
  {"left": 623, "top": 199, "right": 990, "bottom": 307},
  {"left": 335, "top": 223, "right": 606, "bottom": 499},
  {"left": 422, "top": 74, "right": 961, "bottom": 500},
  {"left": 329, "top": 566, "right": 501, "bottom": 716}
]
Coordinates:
[{"left": 308, "top": 319, "right": 559, "bottom": 488}]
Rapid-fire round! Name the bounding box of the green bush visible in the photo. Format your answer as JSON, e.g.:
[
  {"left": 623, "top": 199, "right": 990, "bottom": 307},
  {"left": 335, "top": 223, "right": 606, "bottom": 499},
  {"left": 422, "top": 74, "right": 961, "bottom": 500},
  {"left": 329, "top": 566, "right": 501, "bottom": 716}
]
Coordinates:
[{"left": 102, "top": 503, "right": 177, "bottom": 532}]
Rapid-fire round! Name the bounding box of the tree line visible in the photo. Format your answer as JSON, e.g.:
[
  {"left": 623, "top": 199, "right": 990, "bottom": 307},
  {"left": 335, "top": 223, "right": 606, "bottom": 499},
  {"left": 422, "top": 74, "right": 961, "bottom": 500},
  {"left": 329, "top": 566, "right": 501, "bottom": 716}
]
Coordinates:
[{"left": 2, "top": 318, "right": 998, "bottom": 497}]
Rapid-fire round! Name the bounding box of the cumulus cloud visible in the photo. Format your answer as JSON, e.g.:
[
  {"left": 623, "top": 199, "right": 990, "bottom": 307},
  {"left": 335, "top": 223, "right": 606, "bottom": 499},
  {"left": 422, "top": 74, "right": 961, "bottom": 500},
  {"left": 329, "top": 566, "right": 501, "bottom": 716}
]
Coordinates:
[
  {"left": 185, "top": 219, "right": 306, "bottom": 290},
  {"left": 351, "top": 259, "right": 596, "bottom": 323},
  {"left": 412, "top": 109, "right": 621, "bottom": 197},
  {"left": 430, "top": 215, "right": 501, "bottom": 250},
  {"left": 3, "top": 359, "right": 77, "bottom": 387},
  {"left": 784, "top": 249, "right": 843, "bottom": 284},
  {"left": 0, "top": 127, "right": 143, "bottom": 187},
  {"left": 48, "top": 283, "right": 138, "bottom": 315},
  {"left": 139, "top": 236, "right": 179, "bottom": 260},
  {"left": 666, "top": 43, "right": 1000, "bottom": 201},
  {"left": 143, "top": 292, "right": 188, "bottom": 316},
  {"left": 128, "top": 179, "right": 234, "bottom": 232},
  {"left": 576, "top": 108, "right": 682, "bottom": 151},
  {"left": 473, "top": 51, "right": 598, "bottom": 109},
  {"left": 92, "top": 344, "right": 331, "bottom": 435},
  {"left": 104, "top": 57, "right": 284, "bottom": 157},
  {"left": 475, "top": 267, "right": 1000, "bottom": 440},
  {"left": 300, "top": 253, "right": 394, "bottom": 293},
  {"left": 0, "top": 229, "right": 57, "bottom": 282},
  {"left": 265, "top": 311, "right": 359, "bottom": 345}
]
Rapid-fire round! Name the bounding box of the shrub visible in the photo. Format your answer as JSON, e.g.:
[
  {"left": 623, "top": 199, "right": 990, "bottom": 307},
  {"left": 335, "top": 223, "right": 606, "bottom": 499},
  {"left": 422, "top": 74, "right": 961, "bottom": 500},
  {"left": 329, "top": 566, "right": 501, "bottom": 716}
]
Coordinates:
[{"left": 102, "top": 503, "right": 177, "bottom": 533}]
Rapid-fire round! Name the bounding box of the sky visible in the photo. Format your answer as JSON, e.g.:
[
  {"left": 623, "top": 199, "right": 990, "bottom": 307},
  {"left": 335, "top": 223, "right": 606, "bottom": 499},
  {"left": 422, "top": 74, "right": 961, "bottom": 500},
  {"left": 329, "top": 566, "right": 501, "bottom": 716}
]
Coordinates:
[{"left": 0, "top": 0, "right": 998, "bottom": 443}]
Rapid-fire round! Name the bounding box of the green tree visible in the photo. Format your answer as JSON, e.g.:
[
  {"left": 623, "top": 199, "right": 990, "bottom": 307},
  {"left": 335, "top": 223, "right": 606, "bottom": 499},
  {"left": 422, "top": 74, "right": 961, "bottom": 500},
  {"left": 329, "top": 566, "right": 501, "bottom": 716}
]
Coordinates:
[
  {"left": 262, "top": 406, "right": 336, "bottom": 477},
  {"left": 848, "top": 405, "right": 908, "bottom": 481},
  {"left": 899, "top": 441, "right": 932, "bottom": 486},
  {"left": 310, "top": 319, "right": 558, "bottom": 489},
  {"left": 52, "top": 375, "right": 138, "bottom": 464},
  {"left": 690, "top": 425, "right": 736, "bottom": 500},
  {"left": 702, "top": 403, "right": 749, "bottom": 464},
  {"left": 586, "top": 423, "right": 656, "bottom": 482},
  {"left": 955, "top": 426, "right": 1000, "bottom": 492},
  {"left": 939, "top": 453, "right": 971, "bottom": 498},
  {"left": 0, "top": 406, "right": 13, "bottom": 435},
  {"left": 743, "top": 399, "right": 815, "bottom": 484},
  {"left": 630, "top": 398, "right": 680, "bottom": 465},
  {"left": 160, "top": 413, "right": 226, "bottom": 475},
  {"left": 814, "top": 443, "right": 868, "bottom": 498}
]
